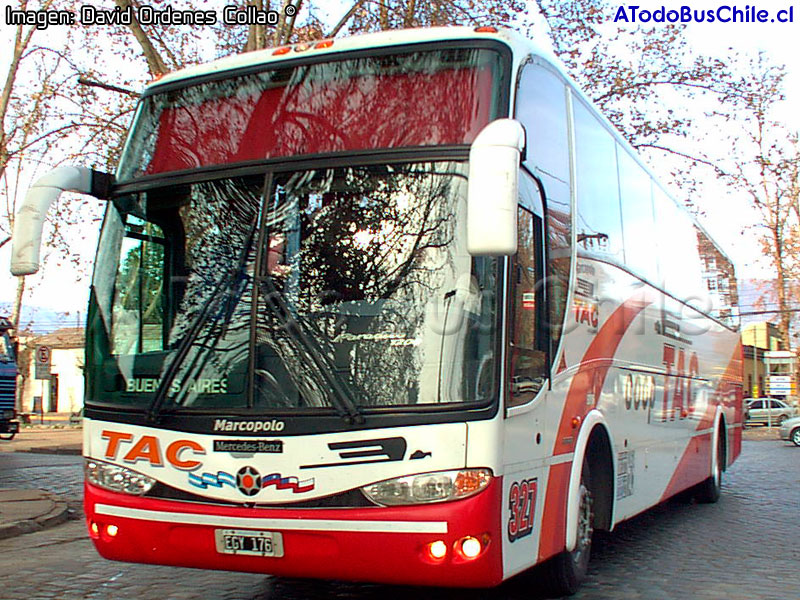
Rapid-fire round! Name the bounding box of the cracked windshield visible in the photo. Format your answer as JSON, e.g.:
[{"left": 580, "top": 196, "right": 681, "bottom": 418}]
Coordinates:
[{"left": 88, "top": 162, "right": 498, "bottom": 413}]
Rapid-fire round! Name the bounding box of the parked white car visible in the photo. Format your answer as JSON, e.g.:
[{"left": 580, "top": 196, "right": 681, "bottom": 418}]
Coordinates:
[
  {"left": 745, "top": 398, "right": 797, "bottom": 426},
  {"left": 779, "top": 415, "right": 800, "bottom": 446}
]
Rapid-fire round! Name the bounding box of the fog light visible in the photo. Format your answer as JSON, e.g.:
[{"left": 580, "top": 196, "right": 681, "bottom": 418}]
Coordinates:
[
  {"left": 106, "top": 524, "right": 119, "bottom": 537},
  {"left": 427, "top": 540, "right": 447, "bottom": 560},
  {"left": 89, "top": 521, "right": 99, "bottom": 537},
  {"left": 460, "top": 536, "right": 482, "bottom": 559}
]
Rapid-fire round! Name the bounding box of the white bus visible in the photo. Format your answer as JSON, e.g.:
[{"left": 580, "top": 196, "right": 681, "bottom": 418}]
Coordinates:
[{"left": 11, "top": 26, "right": 742, "bottom": 595}]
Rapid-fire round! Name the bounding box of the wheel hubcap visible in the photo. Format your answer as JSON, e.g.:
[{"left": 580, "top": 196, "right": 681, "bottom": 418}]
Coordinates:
[{"left": 573, "top": 483, "right": 593, "bottom": 566}]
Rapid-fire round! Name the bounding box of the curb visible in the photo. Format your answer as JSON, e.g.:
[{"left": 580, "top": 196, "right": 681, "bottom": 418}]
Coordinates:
[
  {"left": 21, "top": 446, "right": 83, "bottom": 456},
  {"left": 0, "top": 490, "right": 70, "bottom": 541}
]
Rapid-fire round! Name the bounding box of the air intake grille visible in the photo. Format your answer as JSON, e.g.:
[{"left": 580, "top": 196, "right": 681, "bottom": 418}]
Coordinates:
[{"left": 0, "top": 376, "right": 15, "bottom": 409}]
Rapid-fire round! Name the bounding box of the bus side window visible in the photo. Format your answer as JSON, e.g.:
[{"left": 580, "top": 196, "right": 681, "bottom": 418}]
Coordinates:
[
  {"left": 573, "top": 98, "right": 624, "bottom": 262},
  {"left": 508, "top": 206, "right": 547, "bottom": 407}
]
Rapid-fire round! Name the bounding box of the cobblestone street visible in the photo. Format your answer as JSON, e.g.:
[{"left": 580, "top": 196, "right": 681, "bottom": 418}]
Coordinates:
[{"left": 0, "top": 438, "right": 797, "bottom": 599}]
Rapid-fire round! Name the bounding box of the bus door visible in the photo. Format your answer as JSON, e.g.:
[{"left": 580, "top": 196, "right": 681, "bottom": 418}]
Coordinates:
[{"left": 501, "top": 171, "right": 549, "bottom": 576}]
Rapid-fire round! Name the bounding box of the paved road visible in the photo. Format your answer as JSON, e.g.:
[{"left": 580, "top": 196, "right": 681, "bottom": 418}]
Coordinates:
[{"left": 0, "top": 440, "right": 797, "bottom": 599}]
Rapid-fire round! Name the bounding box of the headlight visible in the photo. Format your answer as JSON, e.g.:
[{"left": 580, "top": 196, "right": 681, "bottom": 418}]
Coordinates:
[
  {"left": 361, "top": 468, "right": 492, "bottom": 506},
  {"left": 85, "top": 458, "right": 156, "bottom": 496}
]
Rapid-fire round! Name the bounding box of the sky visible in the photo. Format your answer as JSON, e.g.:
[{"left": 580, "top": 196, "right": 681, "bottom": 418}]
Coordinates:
[
  {"left": 626, "top": 0, "right": 800, "bottom": 314},
  {"left": 0, "top": 0, "right": 797, "bottom": 324}
]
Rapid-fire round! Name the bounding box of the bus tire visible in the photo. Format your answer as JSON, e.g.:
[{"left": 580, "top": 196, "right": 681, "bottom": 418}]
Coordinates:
[
  {"left": 541, "top": 460, "right": 593, "bottom": 596},
  {"left": 694, "top": 425, "right": 724, "bottom": 504}
]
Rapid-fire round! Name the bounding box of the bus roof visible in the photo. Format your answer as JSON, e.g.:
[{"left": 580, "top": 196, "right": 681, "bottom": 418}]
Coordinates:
[{"left": 147, "top": 26, "right": 552, "bottom": 91}]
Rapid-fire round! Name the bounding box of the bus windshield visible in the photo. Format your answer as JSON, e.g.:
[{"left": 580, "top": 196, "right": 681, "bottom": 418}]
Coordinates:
[
  {"left": 87, "top": 161, "right": 499, "bottom": 414},
  {"left": 116, "top": 47, "right": 505, "bottom": 180}
]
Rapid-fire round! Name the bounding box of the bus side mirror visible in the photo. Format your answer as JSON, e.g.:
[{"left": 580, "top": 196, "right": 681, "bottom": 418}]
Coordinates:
[
  {"left": 10, "top": 166, "right": 113, "bottom": 276},
  {"left": 467, "top": 119, "right": 526, "bottom": 256}
]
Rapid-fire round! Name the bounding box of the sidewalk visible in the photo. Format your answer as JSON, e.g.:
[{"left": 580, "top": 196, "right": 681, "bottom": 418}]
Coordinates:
[
  {"left": 0, "top": 427, "right": 81, "bottom": 540},
  {"left": 0, "top": 425, "right": 83, "bottom": 455},
  {"left": 18, "top": 411, "right": 82, "bottom": 427},
  {"left": 742, "top": 425, "right": 783, "bottom": 441},
  {"left": 0, "top": 489, "right": 70, "bottom": 540}
]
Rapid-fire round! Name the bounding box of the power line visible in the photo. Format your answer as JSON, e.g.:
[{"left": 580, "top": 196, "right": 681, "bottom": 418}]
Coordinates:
[{"left": 739, "top": 308, "right": 800, "bottom": 316}]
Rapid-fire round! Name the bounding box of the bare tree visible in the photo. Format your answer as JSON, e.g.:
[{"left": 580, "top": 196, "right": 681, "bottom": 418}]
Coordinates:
[
  {"left": 537, "top": 0, "right": 736, "bottom": 165},
  {"left": 2, "top": 0, "right": 72, "bottom": 331},
  {"left": 713, "top": 55, "right": 800, "bottom": 347}
]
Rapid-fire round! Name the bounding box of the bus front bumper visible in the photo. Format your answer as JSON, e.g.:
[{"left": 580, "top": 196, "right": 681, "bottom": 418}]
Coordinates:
[{"left": 84, "top": 479, "right": 504, "bottom": 588}]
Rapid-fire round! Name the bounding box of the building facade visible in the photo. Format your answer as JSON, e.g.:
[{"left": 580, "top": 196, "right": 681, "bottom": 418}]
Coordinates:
[
  {"left": 742, "top": 322, "right": 783, "bottom": 398},
  {"left": 18, "top": 327, "right": 85, "bottom": 414}
]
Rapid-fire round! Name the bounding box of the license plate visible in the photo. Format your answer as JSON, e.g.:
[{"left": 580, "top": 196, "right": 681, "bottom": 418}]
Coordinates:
[{"left": 214, "top": 529, "right": 284, "bottom": 557}]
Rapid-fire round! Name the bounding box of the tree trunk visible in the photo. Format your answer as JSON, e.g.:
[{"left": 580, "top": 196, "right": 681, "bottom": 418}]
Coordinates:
[
  {"left": 379, "top": 0, "right": 389, "bottom": 29},
  {"left": 244, "top": 0, "right": 268, "bottom": 51},
  {"left": 11, "top": 277, "right": 25, "bottom": 333},
  {"left": 403, "top": 0, "right": 417, "bottom": 27},
  {"left": 115, "top": 0, "right": 169, "bottom": 75},
  {"left": 11, "top": 276, "right": 25, "bottom": 412},
  {"left": 773, "top": 230, "right": 792, "bottom": 349}
]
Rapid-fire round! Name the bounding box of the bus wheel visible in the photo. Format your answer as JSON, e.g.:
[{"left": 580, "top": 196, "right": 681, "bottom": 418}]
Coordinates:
[
  {"left": 694, "top": 429, "right": 723, "bottom": 504},
  {"left": 542, "top": 462, "right": 593, "bottom": 596}
]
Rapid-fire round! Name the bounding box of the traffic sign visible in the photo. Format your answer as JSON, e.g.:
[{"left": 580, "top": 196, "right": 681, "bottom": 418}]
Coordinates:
[
  {"left": 35, "top": 345, "right": 51, "bottom": 380},
  {"left": 766, "top": 375, "right": 793, "bottom": 395}
]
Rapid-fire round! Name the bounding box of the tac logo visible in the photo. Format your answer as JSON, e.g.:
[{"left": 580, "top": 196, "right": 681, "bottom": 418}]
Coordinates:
[
  {"left": 101, "top": 430, "right": 205, "bottom": 471},
  {"left": 236, "top": 466, "right": 262, "bottom": 496},
  {"left": 573, "top": 298, "right": 599, "bottom": 330}
]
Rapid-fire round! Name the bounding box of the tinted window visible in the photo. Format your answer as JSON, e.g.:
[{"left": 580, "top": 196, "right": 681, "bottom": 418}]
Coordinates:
[
  {"left": 516, "top": 63, "right": 569, "bottom": 182},
  {"left": 652, "top": 186, "right": 704, "bottom": 305},
  {"left": 617, "top": 146, "right": 658, "bottom": 282},
  {"left": 89, "top": 162, "right": 500, "bottom": 413},
  {"left": 111, "top": 218, "right": 167, "bottom": 354},
  {"left": 119, "top": 48, "right": 506, "bottom": 180},
  {"left": 508, "top": 206, "right": 546, "bottom": 407},
  {"left": 573, "top": 98, "right": 624, "bottom": 263}
]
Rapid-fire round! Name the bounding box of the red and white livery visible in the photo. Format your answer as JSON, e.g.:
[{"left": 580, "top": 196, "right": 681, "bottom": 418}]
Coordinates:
[{"left": 12, "top": 26, "right": 741, "bottom": 596}]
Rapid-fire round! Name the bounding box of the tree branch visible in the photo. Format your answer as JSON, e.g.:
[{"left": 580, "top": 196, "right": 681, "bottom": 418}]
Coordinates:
[
  {"left": 114, "top": 0, "right": 169, "bottom": 75},
  {"left": 78, "top": 77, "right": 140, "bottom": 97},
  {"left": 328, "top": 0, "right": 367, "bottom": 37},
  {"left": 634, "top": 142, "right": 724, "bottom": 174}
]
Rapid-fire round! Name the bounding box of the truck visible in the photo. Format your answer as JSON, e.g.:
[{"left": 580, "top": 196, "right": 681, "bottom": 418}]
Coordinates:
[{"left": 0, "top": 316, "right": 20, "bottom": 440}]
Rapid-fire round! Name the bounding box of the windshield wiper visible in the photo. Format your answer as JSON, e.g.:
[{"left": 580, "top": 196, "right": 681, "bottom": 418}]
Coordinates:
[
  {"left": 146, "top": 222, "right": 258, "bottom": 423},
  {"left": 255, "top": 274, "right": 365, "bottom": 426}
]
